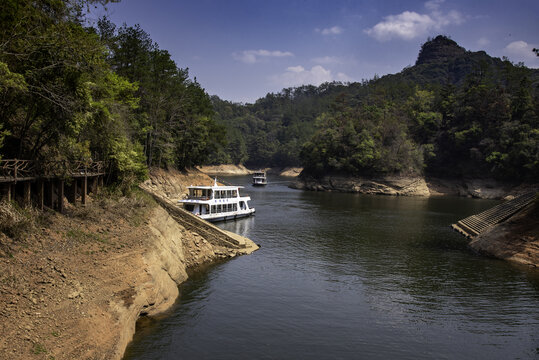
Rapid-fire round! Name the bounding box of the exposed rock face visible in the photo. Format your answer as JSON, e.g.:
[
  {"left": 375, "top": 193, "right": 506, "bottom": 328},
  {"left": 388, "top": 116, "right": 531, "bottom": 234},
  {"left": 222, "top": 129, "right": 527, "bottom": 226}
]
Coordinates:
[
  {"left": 425, "top": 178, "right": 530, "bottom": 199},
  {"left": 468, "top": 203, "right": 539, "bottom": 267},
  {"left": 278, "top": 167, "right": 302, "bottom": 177},
  {"left": 112, "top": 203, "right": 258, "bottom": 359},
  {"left": 292, "top": 175, "right": 430, "bottom": 196},
  {"left": 415, "top": 35, "right": 467, "bottom": 66},
  {"left": 293, "top": 173, "right": 536, "bottom": 200}
]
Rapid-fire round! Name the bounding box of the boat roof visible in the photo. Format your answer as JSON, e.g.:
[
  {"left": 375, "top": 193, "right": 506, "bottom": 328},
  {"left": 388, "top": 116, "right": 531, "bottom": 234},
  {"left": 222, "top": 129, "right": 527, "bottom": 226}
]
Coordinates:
[{"left": 187, "top": 185, "right": 244, "bottom": 190}]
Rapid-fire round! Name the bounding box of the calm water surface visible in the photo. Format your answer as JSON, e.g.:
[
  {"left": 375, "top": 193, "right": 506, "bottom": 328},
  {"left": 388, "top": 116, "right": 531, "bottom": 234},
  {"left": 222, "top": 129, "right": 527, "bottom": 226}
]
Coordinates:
[{"left": 124, "top": 175, "right": 539, "bottom": 359}]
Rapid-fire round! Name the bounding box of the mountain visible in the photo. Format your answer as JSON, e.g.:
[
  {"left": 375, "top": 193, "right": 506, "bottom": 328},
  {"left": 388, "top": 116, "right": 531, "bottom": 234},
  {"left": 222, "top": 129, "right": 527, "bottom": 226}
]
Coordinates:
[
  {"left": 208, "top": 36, "right": 539, "bottom": 181},
  {"left": 380, "top": 35, "right": 539, "bottom": 88}
]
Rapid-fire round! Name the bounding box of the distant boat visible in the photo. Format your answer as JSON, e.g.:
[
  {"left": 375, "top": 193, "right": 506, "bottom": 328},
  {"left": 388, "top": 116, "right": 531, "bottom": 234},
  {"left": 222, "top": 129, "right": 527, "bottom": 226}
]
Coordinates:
[
  {"left": 252, "top": 171, "right": 267, "bottom": 186},
  {"left": 178, "top": 179, "right": 255, "bottom": 222}
]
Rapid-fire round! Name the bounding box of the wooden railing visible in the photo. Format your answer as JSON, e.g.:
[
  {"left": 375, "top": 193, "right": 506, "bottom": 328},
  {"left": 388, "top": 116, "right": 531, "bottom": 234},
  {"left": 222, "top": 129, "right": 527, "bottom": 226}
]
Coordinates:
[
  {"left": 0, "top": 159, "right": 106, "bottom": 181},
  {"left": 0, "top": 159, "right": 37, "bottom": 180}
]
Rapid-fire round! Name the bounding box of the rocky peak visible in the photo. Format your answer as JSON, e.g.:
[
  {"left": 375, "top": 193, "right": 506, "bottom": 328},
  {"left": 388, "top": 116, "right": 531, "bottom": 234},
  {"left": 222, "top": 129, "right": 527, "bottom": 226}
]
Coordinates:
[{"left": 416, "top": 35, "right": 467, "bottom": 65}]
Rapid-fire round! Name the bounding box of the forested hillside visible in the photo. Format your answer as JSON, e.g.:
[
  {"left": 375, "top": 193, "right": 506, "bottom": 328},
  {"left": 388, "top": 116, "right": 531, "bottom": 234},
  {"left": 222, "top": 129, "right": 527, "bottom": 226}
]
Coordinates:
[
  {"left": 209, "top": 36, "right": 539, "bottom": 181},
  {"left": 0, "top": 0, "right": 223, "bottom": 189}
]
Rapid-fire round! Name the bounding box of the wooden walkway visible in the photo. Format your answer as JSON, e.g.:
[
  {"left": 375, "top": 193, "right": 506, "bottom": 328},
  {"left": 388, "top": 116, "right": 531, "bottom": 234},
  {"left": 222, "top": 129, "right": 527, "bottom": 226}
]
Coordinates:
[
  {"left": 0, "top": 159, "right": 106, "bottom": 212},
  {"left": 452, "top": 192, "right": 537, "bottom": 238}
]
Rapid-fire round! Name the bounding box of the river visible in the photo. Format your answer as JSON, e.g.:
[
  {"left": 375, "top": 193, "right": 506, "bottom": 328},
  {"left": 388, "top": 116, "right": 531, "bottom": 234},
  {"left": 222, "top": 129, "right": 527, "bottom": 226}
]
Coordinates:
[{"left": 124, "top": 175, "right": 539, "bottom": 359}]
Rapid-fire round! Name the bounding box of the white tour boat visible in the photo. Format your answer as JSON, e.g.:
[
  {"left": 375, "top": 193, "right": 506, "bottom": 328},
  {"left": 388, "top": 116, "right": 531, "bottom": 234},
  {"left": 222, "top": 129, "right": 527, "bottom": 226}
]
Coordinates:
[
  {"left": 179, "top": 179, "right": 255, "bottom": 222},
  {"left": 252, "top": 171, "right": 267, "bottom": 186}
]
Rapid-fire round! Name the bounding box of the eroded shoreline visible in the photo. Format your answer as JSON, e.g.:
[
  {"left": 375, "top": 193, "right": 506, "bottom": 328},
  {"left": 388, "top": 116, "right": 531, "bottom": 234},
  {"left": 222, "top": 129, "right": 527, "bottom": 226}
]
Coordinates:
[{"left": 0, "top": 169, "right": 258, "bottom": 360}]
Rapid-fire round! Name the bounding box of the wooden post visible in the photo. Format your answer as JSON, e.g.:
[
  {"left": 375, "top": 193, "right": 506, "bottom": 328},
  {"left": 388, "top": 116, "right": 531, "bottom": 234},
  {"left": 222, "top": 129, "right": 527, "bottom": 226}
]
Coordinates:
[
  {"left": 37, "top": 180, "right": 44, "bottom": 210},
  {"left": 46, "top": 180, "right": 54, "bottom": 208},
  {"left": 82, "top": 176, "right": 87, "bottom": 205},
  {"left": 73, "top": 179, "right": 77, "bottom": 204},
  {"left": 5, "top": 184, "right": 11, "bottom": 202},
  {"left": 90, "top": 177, "right": 97, "bottom": 194},
  {"left": 23, "top": 181, "right": 31, "bottom": 207},
  {"left": 58, "top": 180, "right": 64, "bottom": 213},
  {"left": 67, "top": 179, "right": 77, "bottom": 204}
]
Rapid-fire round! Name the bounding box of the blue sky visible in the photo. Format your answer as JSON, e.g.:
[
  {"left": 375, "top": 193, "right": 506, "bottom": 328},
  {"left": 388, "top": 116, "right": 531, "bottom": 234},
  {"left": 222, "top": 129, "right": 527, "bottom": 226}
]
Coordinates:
[{"left": 90, "top": 0, "right": 539, "bottom": 103}]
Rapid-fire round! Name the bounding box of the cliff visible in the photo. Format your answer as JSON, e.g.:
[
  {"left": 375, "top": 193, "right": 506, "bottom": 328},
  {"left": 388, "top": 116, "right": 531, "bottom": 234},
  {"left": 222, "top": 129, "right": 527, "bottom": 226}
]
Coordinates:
[{"left": 0, "top": 169, "right": 258, "bottom": 359}]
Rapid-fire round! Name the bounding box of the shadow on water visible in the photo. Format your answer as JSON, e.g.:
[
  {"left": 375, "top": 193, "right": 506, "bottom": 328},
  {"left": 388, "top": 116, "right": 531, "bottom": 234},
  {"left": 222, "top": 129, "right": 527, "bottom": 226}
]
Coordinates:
[{"left": 124, "top": 175, "right": 539, "bottom": 360}]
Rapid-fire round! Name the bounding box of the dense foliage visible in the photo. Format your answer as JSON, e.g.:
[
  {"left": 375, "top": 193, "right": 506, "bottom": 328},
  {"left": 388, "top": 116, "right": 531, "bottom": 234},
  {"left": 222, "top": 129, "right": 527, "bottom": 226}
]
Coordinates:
[
  {"left": 210, "top": 36, "right": 539, "bottom": 181},
  {"left": 0, "top": 0, "right": 221, "bottom": 188}
]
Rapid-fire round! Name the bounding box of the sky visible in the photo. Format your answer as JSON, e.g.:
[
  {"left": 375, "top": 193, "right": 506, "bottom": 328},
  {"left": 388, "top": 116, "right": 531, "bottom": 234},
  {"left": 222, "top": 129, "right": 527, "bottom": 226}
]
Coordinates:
[{"left": 89, "top": 0, "right": 539, "bottom": 103}]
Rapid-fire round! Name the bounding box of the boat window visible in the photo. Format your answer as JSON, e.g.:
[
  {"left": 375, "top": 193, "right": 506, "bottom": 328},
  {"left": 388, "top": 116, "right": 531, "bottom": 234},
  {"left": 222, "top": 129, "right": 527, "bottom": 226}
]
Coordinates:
[
  {"left": 233, "top": 203, "right": 237, "bottom": 211},
  {"left": 185, "top": 204, "right": 195, "bottom": 212},
  {"left": 232, "top": 190, "right": 237, "bottom": 197},
  {"left": 211, "top": 205, "right": 216, "bottom": 214},
  {"left": 216, "top": 205, "right": 222, "bottom": 213},
  {"left": 189, "top": 188, "right": 210, "bottom": 199}
]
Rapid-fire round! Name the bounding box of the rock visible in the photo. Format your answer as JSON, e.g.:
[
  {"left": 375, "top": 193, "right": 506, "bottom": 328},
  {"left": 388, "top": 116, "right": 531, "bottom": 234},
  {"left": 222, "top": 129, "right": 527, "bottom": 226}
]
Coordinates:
[
  {"left": 294, "top": 175, "right": 430, "bottom": 196},
  {"left": 68, "top": 291, "right": 80, "bottom": 299}
]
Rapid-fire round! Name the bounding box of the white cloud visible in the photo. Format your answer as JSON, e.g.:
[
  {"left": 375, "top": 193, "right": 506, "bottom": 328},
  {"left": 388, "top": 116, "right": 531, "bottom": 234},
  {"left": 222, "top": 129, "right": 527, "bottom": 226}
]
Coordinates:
[
  {"left": 425, "top": 0, "right": 444, "bottom": 11},
  {"left": 311, "top": 56, "right": 344, "bottom": 64},
  {"left": 232, "top": 49, "right": 293, "bottom": 64},
  {"left": 504, "top": 40, "right": 538, "bottom": 60},
  {"left": 477, "top": 37, "right": 490, "bottom": 47},
  {"left": 316, "top": 26, "right": 343, "bottom": 35},
  {"left": 271, "top": 65, "right": 351, "bottom": 88},
  {"left": 365, "top": 1, "right": 464, "bottom": 41}
]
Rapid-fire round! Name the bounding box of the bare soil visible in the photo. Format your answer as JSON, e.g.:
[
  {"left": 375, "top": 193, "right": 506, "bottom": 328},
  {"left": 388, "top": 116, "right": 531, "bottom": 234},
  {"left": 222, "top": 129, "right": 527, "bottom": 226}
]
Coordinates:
[
  {"left": 0, "top": 192, "right": 156, "bottom": 359},
  {"left": 0, "top": 168, "right": 256, "bottom": 360},
  {"left": 469, "top": 202, "right": 539, "bottom": 267}
]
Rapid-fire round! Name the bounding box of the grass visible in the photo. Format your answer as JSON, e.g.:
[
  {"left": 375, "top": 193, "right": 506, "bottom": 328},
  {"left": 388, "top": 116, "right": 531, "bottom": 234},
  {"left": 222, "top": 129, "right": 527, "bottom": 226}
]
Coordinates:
[
  {"left": 72, "top": 186, "right": 156, "bottom": 227},
  {"left": 32, "top": 342, "right": 47, "bottom": 355},
  {"left": 0, "top": 201, "right": 35, "bottom": 240},
  {"left": 65, "top": 229, "right": 109, "bottom": 244}
]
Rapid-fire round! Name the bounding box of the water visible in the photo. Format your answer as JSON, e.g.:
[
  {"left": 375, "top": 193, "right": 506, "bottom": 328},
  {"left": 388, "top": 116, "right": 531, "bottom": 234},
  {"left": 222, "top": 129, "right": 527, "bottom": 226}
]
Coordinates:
[{"left": 124, "top": 175, "right": 539, "bottom": 359}]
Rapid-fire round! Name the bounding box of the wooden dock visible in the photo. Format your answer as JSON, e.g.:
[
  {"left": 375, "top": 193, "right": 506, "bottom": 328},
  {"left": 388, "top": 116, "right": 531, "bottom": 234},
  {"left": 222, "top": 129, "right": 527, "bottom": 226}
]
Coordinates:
[
  {"left": 0, "top": 159, "right": 106, "bottom": 212},
  {"left": 452, "top": 192, "right": 537, "bottom": 238}
]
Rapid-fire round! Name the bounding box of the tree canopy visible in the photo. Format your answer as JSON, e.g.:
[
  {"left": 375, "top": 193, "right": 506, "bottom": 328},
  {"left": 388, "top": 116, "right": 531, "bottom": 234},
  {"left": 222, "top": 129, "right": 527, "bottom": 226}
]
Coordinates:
[{"left": 0, "top": 1, "right": 223, "bottom": 189}]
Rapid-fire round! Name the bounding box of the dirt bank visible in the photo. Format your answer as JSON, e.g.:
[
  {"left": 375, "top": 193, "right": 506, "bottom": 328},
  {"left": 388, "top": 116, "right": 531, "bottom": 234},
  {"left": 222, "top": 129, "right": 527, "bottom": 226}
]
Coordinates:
[
  {"left": 468, "top": 201, "right": 539, "bottom": 267},
  {"left": 197, "top": 164, "right": 303, "bottom": 178},
  {"left": 196, "top": 164, "right": 253, "bottom": 175},
  {"left": 277, "top": 167, "right": 302, "bottom": 177},
  {"left": 0, "top": 168, "right": 258, "bottom": 360},
  {"left": 292, "top": 173, "right": 536, "bottom": 199}
]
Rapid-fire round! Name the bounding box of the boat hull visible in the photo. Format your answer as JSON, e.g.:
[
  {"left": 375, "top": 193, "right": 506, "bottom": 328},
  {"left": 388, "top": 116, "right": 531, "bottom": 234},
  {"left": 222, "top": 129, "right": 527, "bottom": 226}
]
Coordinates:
[{"left": 202, "top": 209, "right": 255, "bottom": 222}]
